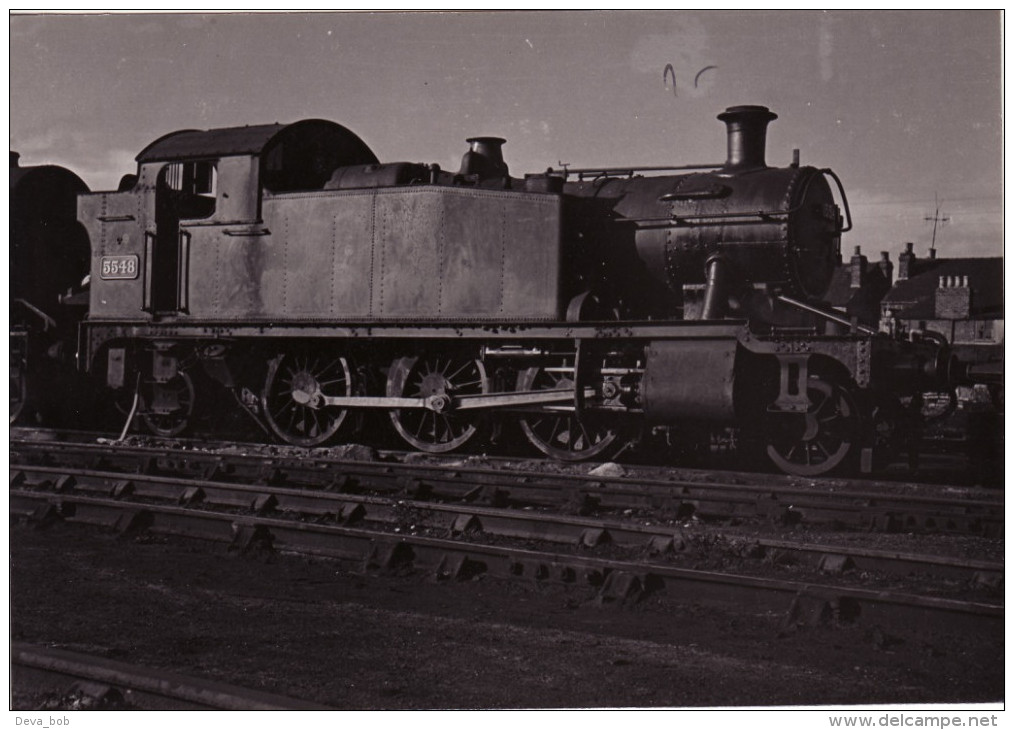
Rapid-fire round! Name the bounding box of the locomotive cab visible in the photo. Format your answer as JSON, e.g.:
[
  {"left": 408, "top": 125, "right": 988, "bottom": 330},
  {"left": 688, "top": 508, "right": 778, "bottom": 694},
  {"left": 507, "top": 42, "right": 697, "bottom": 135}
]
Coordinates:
[{"left": 81, "top": 120, "right": 380, "bottom": 319}]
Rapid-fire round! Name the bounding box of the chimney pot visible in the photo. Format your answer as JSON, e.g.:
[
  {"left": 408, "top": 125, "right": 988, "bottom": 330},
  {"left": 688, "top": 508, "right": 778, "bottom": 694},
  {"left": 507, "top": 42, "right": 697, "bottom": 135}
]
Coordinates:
[{"left": 935, "top": 273, "right": 972, "bottom": 319}]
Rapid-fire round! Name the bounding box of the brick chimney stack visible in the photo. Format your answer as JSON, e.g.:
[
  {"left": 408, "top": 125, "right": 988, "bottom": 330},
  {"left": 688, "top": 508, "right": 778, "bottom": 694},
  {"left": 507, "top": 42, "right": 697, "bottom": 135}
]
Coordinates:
[
  {"left": 850, "top": 246, "right": 868, "bottom": 289},
  {"left": 935, "top": 273, "right": 971, "bottom": 319},
  {"left": 898, "top": 242, "right": 916, "bottom": 281},
  {"left": 877, "top": 251, "right": 893, "bottom": 287}
]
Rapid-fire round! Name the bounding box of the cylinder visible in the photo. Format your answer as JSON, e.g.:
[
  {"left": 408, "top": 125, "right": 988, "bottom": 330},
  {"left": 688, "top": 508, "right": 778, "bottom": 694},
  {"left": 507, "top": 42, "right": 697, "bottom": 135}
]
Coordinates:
[{"left": 643, "top": 340, "right": 738, "bottom": 423}]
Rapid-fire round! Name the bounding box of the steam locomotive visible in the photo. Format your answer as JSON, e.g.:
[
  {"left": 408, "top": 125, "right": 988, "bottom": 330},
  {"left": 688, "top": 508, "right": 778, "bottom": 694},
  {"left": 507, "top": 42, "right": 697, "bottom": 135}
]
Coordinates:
[
  {"left": 10, "top": 152, "right": 91, "bottom": 425},
  {"left": 13, "top": 105, "right": 965, "bottom": 476}
]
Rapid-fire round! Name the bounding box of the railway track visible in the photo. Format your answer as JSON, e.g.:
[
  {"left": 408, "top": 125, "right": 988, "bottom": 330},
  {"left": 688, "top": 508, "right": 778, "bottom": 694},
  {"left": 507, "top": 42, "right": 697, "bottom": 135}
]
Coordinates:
[
  {"left": 11, "top": 642, "right": 332, "bottom": 710},
  {"left": 10, "top": 438, "right": 1003, "bottom": 638},
  {"left": 11, "top": 434, "right": 1004, "bottom": 537},
  {"left": 8, "top": 461, "right": 1003, "bottom": 585},
  {"left": 10, "top": 425, "right": 984, "bottom": 486}
]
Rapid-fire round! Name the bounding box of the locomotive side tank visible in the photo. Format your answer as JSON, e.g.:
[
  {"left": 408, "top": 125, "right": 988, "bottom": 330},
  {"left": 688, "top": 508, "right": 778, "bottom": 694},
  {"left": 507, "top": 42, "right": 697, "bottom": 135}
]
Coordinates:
[
  {"left": 75, "top": 105, "right": 961, "bottom": 475},
  {"left": 81, "top": 120, "right": 562, "bottom": 324}
]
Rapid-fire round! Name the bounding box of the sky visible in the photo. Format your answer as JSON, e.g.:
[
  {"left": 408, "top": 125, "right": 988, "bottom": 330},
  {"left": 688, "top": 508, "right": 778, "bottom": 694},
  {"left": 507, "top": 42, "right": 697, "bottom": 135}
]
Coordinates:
[{"left": 9, "top": 10, "right": 1004, "bottom": 260}]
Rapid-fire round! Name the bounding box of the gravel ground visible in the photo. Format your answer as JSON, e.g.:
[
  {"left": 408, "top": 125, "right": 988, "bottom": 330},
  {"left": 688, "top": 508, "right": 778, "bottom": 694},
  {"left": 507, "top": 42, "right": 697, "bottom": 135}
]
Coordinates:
[{"left": 10, "top": 523, "right": 1003, "bottom": 709}]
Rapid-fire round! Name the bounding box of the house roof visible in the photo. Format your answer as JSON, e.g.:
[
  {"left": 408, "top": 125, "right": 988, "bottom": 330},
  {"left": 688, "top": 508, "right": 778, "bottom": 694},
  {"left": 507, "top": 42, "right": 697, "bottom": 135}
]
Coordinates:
[
  {"left": 824, "top": 262, "right": 891, "bottom": 308},
  {"left": 883, "top": 257, "right": 1003, "bottom": 319},
  {"left": 823, "top": 260, "right": 893, "bottom": 325}
]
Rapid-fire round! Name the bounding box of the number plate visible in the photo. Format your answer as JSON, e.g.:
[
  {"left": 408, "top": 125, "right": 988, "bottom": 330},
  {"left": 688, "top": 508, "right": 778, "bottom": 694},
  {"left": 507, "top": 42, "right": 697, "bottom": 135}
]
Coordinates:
[{"left": 100, "top": 255, "right": 140, "bottom": 280}]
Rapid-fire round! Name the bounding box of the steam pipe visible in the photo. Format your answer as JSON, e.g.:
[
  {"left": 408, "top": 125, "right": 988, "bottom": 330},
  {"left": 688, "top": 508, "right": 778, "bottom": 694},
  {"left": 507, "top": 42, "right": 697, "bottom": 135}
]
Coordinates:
[
  {"left": 701, "top": 256, "right": 732, "bottom": 319},
  {"left": 775, "top": 294, "right": 878, "bottom": 336}
]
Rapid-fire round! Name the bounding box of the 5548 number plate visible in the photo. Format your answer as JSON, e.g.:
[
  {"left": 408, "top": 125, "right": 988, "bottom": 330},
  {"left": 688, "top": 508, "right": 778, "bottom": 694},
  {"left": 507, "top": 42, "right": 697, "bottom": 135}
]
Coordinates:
[{"left": 100, "top": 255, "right": 139, "bottom": 280}]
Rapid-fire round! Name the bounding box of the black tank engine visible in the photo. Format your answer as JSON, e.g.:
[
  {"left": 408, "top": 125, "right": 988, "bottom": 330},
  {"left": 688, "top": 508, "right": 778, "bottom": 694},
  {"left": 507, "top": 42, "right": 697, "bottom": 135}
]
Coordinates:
[
  {"left": 14, "top": 105, "right": 965, "bottom": 476},
  {"left": 10, "top": 152, "right": 91, "bottom": 424}
]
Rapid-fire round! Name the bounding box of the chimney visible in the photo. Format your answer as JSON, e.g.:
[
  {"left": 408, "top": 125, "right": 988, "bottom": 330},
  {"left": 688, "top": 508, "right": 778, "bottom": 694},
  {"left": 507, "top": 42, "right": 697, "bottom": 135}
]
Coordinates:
[
  {"left": 877, "top": 251, "right": 893, "bottom": 287},
  {"left": 10, "top": 151, "right": 20, "bottom": 168},
  {"left": 458, "top": 136, "right": 509, "bottom": 180},
  {"left": 898, "top": 242, "right": 916, "bottom": 280},
  {"left": 935, "top": 271, "right": 971, "bottom": 319},
  {"left": 717, "top": 105, "right": 777, "bottom": 172},
  {"left": 929, "top": 247, "right": 937, "bottom": 260},
  {"left": 850, "top": 246, "right": 868, "bottom": 289}
]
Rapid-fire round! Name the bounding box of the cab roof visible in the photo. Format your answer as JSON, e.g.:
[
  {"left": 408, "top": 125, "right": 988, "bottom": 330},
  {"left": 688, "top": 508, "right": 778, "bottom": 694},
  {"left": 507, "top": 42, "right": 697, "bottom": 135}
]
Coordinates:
[{"left": 135, "top": 119, "right": 378, "bottom": 165}]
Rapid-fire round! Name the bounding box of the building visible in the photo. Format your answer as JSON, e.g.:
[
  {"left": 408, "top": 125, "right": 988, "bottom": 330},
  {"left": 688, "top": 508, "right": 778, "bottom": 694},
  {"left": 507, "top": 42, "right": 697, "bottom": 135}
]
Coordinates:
[
  {"left": 880, "top": 243, "right": 1003, "bottom": 366},
  {"left": 824, "top": 245, "right": 895, "bottom": 327}
]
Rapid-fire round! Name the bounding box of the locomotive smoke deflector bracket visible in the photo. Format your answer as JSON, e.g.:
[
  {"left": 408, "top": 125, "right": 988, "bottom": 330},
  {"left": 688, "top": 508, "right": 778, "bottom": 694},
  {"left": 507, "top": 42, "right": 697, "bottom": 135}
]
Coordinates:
[{"left": 718, "top": 105, "right": 777, "bottom": 173}]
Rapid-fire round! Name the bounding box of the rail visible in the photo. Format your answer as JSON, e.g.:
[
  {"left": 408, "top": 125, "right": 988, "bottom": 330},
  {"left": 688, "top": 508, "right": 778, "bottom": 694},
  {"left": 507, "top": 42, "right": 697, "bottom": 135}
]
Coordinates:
[
  {"left": 9, "top": 462, "right": 1003, "bottom": 585},
  {"left": 11, "top": 642, "right": 332, "bottom": 710},
  {"left": 10, "top": 486, "right": 1002, "bottom": 638},
  {"left": 10, "top": 437, "right": 1004, "bottom": 536}
]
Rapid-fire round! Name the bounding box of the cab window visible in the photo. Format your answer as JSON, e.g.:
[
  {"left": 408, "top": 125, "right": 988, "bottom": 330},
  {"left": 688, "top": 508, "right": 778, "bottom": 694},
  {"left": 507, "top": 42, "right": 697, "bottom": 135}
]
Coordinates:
[{"left": 162, "top": 161, "right": 217, "bottom": 219}]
